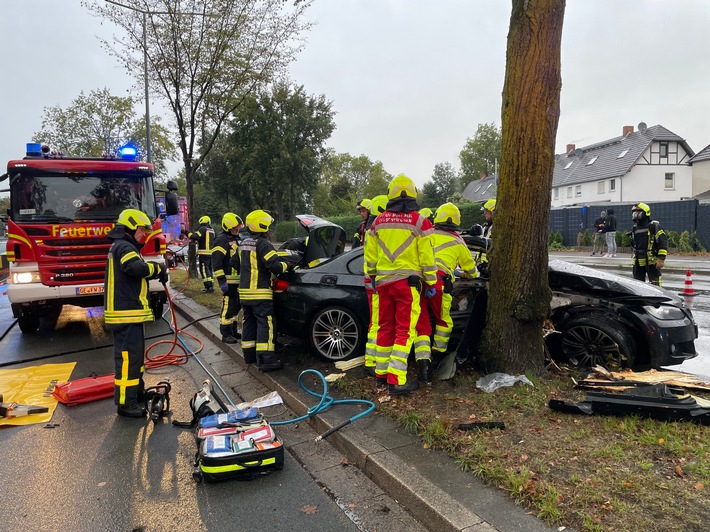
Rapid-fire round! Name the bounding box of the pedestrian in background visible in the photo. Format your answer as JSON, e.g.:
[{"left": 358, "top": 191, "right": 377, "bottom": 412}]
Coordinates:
[
  {"left": 188, "top": 215, "right": 215, "bottom": 293},
  {"left": 104, "top": 209, "right": 168, "bottom": 418},
  {"left": 591, "top": 211, "right": 606, "bottom": 256},
  {"left": 630, "top": 203, "right": 667, "bottom": 286},
  {"left": 604, "top": 208, "right": 617, "bottom": 257}
]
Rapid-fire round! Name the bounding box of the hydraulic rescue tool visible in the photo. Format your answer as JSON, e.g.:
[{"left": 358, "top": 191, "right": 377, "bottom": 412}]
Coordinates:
[{"left": 144, "top": 380, "right": 171, "bottom": 424}]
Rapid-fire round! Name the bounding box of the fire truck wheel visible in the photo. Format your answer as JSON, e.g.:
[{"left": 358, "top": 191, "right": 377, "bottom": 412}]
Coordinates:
[
  {"left": 18, "top": 312, "right": 40, "bottom": 334},
  {"left": 151, "top": 300, "right": 165, "bottom": 320}
]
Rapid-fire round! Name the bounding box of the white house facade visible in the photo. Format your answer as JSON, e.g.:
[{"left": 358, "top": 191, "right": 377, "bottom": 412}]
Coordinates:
[
  {"left": 551, "top": 124, "right": 695, "bottom": 208},
  {"left": 688, "top": 143, "right": 710, "bottom": 198}
]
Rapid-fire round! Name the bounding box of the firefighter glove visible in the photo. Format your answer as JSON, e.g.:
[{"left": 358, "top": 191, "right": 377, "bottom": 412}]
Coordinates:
[
  {"left": 219, "top": 280, "right": 229, "bottom": 295},
  {"left": 655, "top": 258, "right": 665, "bottom": 269},
  {"left": 157, "top": 264, "right": 169, "bottom": 284},
  {"left": 453, "top": 268, "right": 464, "bottom": 278},
  {"left": 425, "top": 287, "right": 437, "bottom": 298}
]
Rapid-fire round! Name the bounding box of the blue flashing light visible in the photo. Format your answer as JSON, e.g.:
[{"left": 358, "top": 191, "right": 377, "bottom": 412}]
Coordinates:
[
  {"left": 118, "top": 144, "right": 139, "bottom": 161},
  {"left": 26, "top": 143, "right": 42, "bottom": 157}
]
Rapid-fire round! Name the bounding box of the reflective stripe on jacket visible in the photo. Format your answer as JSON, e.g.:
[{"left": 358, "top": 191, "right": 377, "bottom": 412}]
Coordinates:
[
  {"left": 188, "top": 223, "right": 214, "bottom": 255},
  {"left": 632, "top": 219, "right": 668, "bottom": 265},
  {"left": 211, "top": 231, "right": 240, "bottom": 284},
  {"left": 431, "top": 229, "right": 477, "bottom": 278},
  {"left": 364, "top": 209, "right": 437, "bottom": 288},
  {"left": 233, "top": 234, "right": 288, "bottom": 301}
]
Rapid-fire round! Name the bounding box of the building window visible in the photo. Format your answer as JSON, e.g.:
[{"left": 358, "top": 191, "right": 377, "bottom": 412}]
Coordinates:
[
  {"left": 659, "top": 142, "right": 668, "bottom": 158},
  {"left": 586, "top": 155, "right": 598, "bottom": 166},
  {"left": 617, "top": 149, "right": 629, "bottom": 159},
  {"left": 553, "top": 188, "right": 559, "bottom": 200},
  {"left": 564, "top": 161, "right": 573, "bottom": 170},
  {"left": 609, "top": 179, "right": 616, "bottom": 191},
  {"left": 665, "top": 172, "right": 675, "bottom": 190},
  {"left": 597, "top": 181, "right": 605, "bottom": 194},
  {"left": 575, "top": 185, "right": 582, "bottom": 197},
  {"left": 567, "top": 187, "right": 573, "bottom": 198}
]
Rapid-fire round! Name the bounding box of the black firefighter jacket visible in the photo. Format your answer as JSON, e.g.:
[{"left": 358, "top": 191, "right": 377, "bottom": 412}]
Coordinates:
[
  {"left": 211, "top": 231, "right": 240, "bottom": 285},
  {"left": 189, "top": 223, "right": 214, "bottom": 255},
  {"left": 104, "top": 226, "right": 160, "bottom": 329},
  {"left": 231, "top": 233, "right": 288, "bottom": 302}
]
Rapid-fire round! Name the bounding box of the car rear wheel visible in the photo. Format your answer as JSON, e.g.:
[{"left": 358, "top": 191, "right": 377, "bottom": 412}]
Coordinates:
[
  {"left": 557, "top": 313, "right": 636, "bottom": 369},
  {"left": 308, "top": 305, "right": 364, "bottom": 362}
]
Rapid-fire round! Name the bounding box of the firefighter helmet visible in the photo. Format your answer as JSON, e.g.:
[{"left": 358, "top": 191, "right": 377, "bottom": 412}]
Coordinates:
[
  {"left": 357, "top": 198, "right": 372, "bottom": 212},
  {"left": 482, "top": 199, "right": 497, "bottom": 213},
  {"left": 434, "top": 202, "right": 461, "bottom": 226},
  {"left": 246, "top": 209, "right": 274, "bottom": 233},
  {"left": 387, "top": 174, "right": 418, "bottom": 200},
  {"left": 221, "top": 212, "right": 243, "bottom": 232},
  {"left": 370, "top": 194, "right": 388, "bottom": 215},
  {"left": 117, "top": 209, "right": 152, "bottom": 230},
  {"left": 419, "top": 207, "right": 433, "bottom": 219},
  {"left": 632, "top": 202, "right": 651, "bottom": 217},
  {"left": 199, "top": 215, "right": 211, "bottom": 225}
]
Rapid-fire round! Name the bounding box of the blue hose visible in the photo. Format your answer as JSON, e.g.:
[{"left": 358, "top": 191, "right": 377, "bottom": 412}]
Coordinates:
[{"left": 271, "top": 369, "right": 376, "bottom": 441}]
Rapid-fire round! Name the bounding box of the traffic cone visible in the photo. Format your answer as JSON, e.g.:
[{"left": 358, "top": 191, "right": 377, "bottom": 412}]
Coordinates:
[{"left": 683, "top": 270, "right": 695, "bottom": 296}]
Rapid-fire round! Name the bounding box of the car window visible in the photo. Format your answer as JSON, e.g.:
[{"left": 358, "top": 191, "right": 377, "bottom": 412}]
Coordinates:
[{"left": 347, "top": 249, "right": 365, "bottom": 275}]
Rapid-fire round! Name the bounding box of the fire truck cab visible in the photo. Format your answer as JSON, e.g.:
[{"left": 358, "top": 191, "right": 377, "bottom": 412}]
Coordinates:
[{"left": 0, "top": 143, "right": 178, "bottom": 334}]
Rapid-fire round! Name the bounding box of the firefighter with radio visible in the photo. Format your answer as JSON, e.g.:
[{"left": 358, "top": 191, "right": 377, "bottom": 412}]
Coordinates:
[
  {"left": 233, "top": 209, "right": 290, "bottom": 371},
  {"left": 104, "top": 208, "right": 168, "bottom": 418},
  {"left": 363, "top": 194, "right": 388, "bottom": 381},
  {"left": 630, "top": 202, "right": 668, "bottom": 286},
  {"left": 365, "top": 175, "right": 437, "bottom": 396},
  {"left": 352, "top": 198, "right": 372, "bottom": 248},
  {"left": 427, "top": 203, "right": 478, "bottom": 365},
  {"left": 189, "top": 215, "right": 215, "bottom": 293},
  {"left": 212, "top": 213, "right": 243, "bottom": 344}
]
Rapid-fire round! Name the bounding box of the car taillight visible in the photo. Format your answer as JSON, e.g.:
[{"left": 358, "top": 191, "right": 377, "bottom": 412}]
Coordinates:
[{"left": 273, "top": 278, "right": 289, "bottom": 293}]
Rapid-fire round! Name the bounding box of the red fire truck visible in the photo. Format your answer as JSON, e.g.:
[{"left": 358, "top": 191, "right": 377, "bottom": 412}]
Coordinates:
[{"left": 0, "top": 143, "right": 178, "bottom": 333}]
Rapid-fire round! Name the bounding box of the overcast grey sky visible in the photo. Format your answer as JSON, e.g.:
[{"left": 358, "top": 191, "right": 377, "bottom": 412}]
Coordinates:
[{"left": 2, "top": 0, "right": 709, "bottom": 187}]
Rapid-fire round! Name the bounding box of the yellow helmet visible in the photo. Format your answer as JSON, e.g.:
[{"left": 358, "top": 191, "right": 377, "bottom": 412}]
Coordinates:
[
  {"left": 370, "top": 194, "right": 388, "bottom": 215},
  {"left": 221, "top": 212, "right": 243, "bottom": 232},
  {"left": 199, "top": 215, "right": 211, "bottom": 225},
  {"left": 632, "top": 202, "right": 651, "bottom": 217},
  {"left": 246, "top": 209, "right": 274, "bottom": 233},
  {"left": 482, "top": 199, "right": 497, "bottom": 213},
  {"left": 419, "top": 207, "right": 433, "bottom": 219},
  {"left": 357, "top": 198, "right": 372, "bottom": 212},
  {"left": 387, "top": 174, "right": 417, "bottom": 200},
  {"left": 434, "top": 202, "right": 461, "bottom": 226},
  {"left": 117, "top": 209, "right": 152, "bottom": 230}
]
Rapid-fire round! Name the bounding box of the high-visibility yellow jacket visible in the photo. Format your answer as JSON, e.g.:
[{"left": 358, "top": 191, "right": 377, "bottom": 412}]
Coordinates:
[
  {"left": 188, "top": 223, "right": 214, "bottom": 256},
  {"left": 431, "top": 229, "right": 478, "bottom": 278},
  {"left": 364, "top": 210, "right": 437, "bottom": 288}
]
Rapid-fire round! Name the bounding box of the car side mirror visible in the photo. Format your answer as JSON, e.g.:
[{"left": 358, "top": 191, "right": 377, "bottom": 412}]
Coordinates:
[
  {"left": 164, "top": 191, "right": 179, "bottom": 216},
  {"left": 469, "top": 224, "right": 483, "bottom": 236}
]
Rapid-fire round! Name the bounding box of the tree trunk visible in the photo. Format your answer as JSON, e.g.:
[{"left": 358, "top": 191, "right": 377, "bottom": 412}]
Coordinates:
[
  {"left": 480, "top": 0, "right": 565, "bottom": 375},
  {"left": 185, "top": 163, "right": 198, "bottom": 278}
]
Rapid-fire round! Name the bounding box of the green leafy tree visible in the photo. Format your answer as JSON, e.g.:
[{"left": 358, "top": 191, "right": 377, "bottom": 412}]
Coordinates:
[
  {"left": 480, "top": 0, "right": 565, "bottom": 375},
  {"left": 419, "top": 162, "right": 460, "bottom": 208},
  {"left": 459, "top": 122, "right": 502, "bottom": 190},
  {"left": 33, "top": 87, "right": 176, "bottom": 178}
]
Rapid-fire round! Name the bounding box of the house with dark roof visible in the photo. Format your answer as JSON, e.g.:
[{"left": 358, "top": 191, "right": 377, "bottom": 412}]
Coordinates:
[
  {"left": 551, "top": 123, "right": 695, "bottom": 208},
  {"left": 688, "top": 143, "right": 710, "bottom": 200},
  {"left": 461, "top": 173, "right": 497, "bottom": 203}
]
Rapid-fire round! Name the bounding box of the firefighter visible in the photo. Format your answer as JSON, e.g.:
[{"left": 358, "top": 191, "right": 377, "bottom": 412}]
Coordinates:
[
  {"left": 419, "top": 207, "right": 435, "bottom": 225},
  {"left": 212, "top": 212, "right": 243, "bottom": 344},
  {"left": 476, "top": 198, "right": 496, "bottom": 277},
  {"left": 352, "top": 198, "right": 372, "bottom": 248},
  {"left": 363, "top": 194, "right": 388, "bottom": 382},
  {"left": 104, "top": 208, "right": 168, "bottom": 418},
  {"left": 630, "top": 202, "right": 668, "bottom": 286},
  {"left": 427, "top": 203, "right": 478, "bottom": 368},
  {"left": 364, "top": 175, "right": 437, "bottom": 396},
  {"left": 234, "top": 209, "right": 290, "bottom": 371},
  {"left": 188, "top": 215, "right": 215, "bottom": 293}
]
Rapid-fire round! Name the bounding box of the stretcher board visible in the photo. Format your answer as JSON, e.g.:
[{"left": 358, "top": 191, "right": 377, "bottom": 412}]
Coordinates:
[{"left": 0, "top": 362, "right": 76, "bottom": 426}]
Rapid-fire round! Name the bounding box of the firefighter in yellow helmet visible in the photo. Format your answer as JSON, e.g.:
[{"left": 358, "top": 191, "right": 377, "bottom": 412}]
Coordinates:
[
  {"left": 212, "top": 213, "right": 243, "bottom": 344},
  {"left": 104, "top": 209, "right": 168, "bottom": 417},
  {"left": 352, "top": 199, "right": 372, "bottom": 248},
  {"left": 231, "top": 209, "right": 290, "bottom": 371},
  {"left": 417, "top": 203, "right": 478, "bottom": 378},
  {"left": 363, "top": 194, "right": 389, "bottom": 380},
  {"left": 630, "top": 202, "right": 668, "bottom": 286},
  {"left": 188, "top": 215, "right": 215, "bottom": 293},
  {"left": 419, "top": 207, "right": 434, "bottom": 224},
  {"left": 364, "top": 175, "right": 437, "bottom": 396},
  {"left": 475, "top": 198, "right": 496, "bottom": 276}
]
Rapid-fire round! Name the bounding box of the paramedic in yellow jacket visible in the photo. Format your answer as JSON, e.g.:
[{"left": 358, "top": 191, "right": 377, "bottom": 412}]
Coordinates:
[
  {"left": 363, "top": 194, "right": 388, "bottom": 382},
  {"left": 427, "top": 203, "right": 478, "bottom": 360},
  {"left": 104, "top": 209, "right": 167, "bottom": 418},
  {"left": 364, "top": 175, "right": 437, "bottom": 396}
]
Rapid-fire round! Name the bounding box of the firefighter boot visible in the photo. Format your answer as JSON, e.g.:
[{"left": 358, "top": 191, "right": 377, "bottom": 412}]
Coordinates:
[
  {"left": 220, "top": 325, "right": 238, "bottom": 344},
  {"left": 388, "top": 380, "right": 419, "bottom": 397},
  {"left": 231, "top": 323, "right": 242, "bottom": 340},
  {"left": 257, "top": 353, "right": 283, "bottom": 372},
  {"left": 203, "top": 281, "right": 214, "bottom": 293},
  {"left": 418, "top": 359, "right": 432, "bottom": 386},
  {"left": 242, "top": 347, "right": 256, "bottom": 365},
  {"left": 117, "top": 403, "right": 147, "bottom": 418}
]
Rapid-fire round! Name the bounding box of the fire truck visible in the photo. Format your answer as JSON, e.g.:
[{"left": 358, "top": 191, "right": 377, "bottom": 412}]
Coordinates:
[{"left": 0, "top": 143, "right": 178, "bottom": 334}]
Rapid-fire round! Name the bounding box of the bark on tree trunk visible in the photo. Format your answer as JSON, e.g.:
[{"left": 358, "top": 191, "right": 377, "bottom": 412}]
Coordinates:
[
  {"left": 185, "top": 164, "right": 198, "bottom": 277},
  {"left": 480, "top": 0, "right": 565, "bottom": 375}
]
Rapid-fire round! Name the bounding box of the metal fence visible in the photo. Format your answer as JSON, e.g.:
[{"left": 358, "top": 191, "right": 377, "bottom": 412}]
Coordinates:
[{"left": 550, "top": 199, "right": 709, "bottom": 248}]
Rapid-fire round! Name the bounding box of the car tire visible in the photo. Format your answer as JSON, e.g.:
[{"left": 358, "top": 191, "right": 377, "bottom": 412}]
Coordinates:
[
  {"left": 557, "top": 313, "right": 636, "bottom": 369},
  {"left": 18, "top": 311, "right": 40, "bottom": 334},
  {"left": 308, "top": 305, "right": 364, "bottom": 362}
]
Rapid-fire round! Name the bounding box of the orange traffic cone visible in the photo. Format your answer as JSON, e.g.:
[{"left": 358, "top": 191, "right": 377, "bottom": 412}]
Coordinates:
[{"left": 683, "top": 270, "right": 695, "bottom": 296}]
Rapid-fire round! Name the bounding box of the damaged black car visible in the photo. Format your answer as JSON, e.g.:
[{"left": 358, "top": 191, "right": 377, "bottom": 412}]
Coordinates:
[{"left": 273, "top": 215, "right": 698, "bottom": 369}]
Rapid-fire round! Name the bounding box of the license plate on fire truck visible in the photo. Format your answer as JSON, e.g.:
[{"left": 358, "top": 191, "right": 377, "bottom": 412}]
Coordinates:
[{"left": 76, "top": 286, "right": 104, "bottom": 295}]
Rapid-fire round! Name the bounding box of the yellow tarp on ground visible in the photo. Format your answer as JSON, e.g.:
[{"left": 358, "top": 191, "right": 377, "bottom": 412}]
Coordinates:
[{"left": 0, "top": 362, "right": 76, "bottom": 427}]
